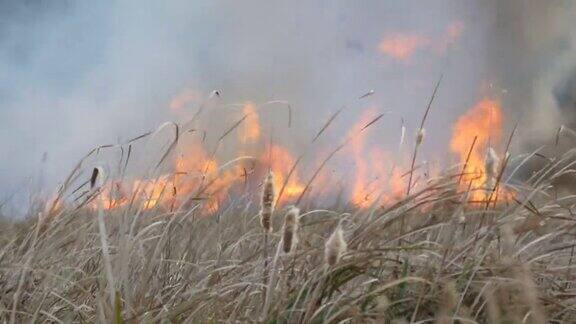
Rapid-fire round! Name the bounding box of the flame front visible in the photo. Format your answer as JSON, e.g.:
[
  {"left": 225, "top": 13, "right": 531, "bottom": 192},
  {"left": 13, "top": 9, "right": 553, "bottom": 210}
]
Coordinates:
[
  {"left": 94, "top": 101, "right": 305, "bottom": 213},
  {"left": 449, "top": 98, "right": 511, "bottom": 202},
  {"left": 266, "top": 145, "right": 305, "bottom": 202},
  {"left": 348, "top": 109, "right": 405, "bottom": 207},
  {"left": 88, "top": 94, "right": 511, "bottom": 214},
  {"left": 349, "top": 109, "right": 382, "bottom": 206}
]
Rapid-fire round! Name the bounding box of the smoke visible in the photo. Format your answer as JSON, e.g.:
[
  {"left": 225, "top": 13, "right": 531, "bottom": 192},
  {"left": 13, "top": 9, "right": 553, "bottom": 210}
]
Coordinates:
[
  {"left": 555, "top": 68, "right": 576, "bottom": 124},
  {"left": 480, "top": 0, "right": 576, "bottom": 146},
  {"left": 0, "top": 0, "right": 574, "bottom": 212}
]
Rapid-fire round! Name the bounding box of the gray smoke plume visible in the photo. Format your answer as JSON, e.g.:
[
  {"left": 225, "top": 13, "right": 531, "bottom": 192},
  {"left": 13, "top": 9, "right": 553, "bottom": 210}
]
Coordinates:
[
  {"left": 481, "top": 0, "right": 576, "bottom": 145},
  {"left": 0, "top": 0, "right": 575, "bottom": 213}
]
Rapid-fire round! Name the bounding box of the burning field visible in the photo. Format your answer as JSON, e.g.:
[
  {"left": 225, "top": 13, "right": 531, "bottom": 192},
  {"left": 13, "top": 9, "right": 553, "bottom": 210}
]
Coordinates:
[
  {"left": 46, "top": 93, "right": 511, "bottom": 216},
  {"left": 37, "top": 88, "right": 510, "bottom": 214},
  {"left": 2, "top": 87, "right": 576, "bottom": 323},
  {"left": 4, "top": 1, "right": 576, "bottom": 322}
]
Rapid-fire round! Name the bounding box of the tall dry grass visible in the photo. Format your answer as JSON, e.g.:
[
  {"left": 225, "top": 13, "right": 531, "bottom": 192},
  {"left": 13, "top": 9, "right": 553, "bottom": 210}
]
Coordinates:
[
  {"left": 1, "top": 146, "right": 576, "bottom": 323},
  {"left": 2, "top": 92, "right": 576, "bottom": 322}
]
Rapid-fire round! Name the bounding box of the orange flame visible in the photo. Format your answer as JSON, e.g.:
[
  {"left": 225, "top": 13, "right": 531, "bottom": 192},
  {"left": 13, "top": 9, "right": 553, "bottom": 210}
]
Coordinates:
[
  {"left": 378, "top": 33, "right": 429, "bottom": 61},
  {"left": 91, "top": 135, "right": 248, "bottom": 214},
  {"left": 266, "top": 145, "right": 305, "bottom": 203},
  {"left": 174, "top": 142, "right": 244, "bottom": 214},
  {"left": 86, "top": 92, "right": 514, "bottom": 215},
  {"left": 348, "top": 109, "right": 405, "bottom": 207},
  {"left": 95, "top": 176, "right": 174, "bottom": 211},
  {"left": 378, "top": 22, "right": 464, "bottom": 61},
  {"left": 169, "top": 88, "right": 201, "bottom": 113},
  {"left": 450, "top": 98, "right": 511, "bottom": 202},
  {"left": 349, "top": 109, "right": 379, "bottom": 206},
  {"left": 95, "top": 103, "right": 299, "bottom": 213},
  {"left": 240, "top": 102, "right": 261, "bottom": 144}
]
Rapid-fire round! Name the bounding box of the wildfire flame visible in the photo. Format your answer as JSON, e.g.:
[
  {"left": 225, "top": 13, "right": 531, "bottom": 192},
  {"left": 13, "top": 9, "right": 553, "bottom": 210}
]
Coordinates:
[
  {"left": 348, "top": 109, "right": 405, "bottom": 207},
  {"left": 378, "top": 22, "right": 464, "bottom": 62},
  {"left": 95, "top": 176, "right": 174, "bottom": 211},
  {"left": 378, "top": 33, "right": 429, "bottom": 61},
  {"left": 265, "top": 145, "right": 305, "bottom": 201},
  {"left": 450, "top": 98, "right": 511, "bottom": 202},
  {"left": 93, "top": 100, "right": 306, "bottom": 213},
  {"left": 86, "top": 92, "right": 510, "bottom": 214},
  {"left": 240, "top": 102, "right": 261, "bottom": 144}
]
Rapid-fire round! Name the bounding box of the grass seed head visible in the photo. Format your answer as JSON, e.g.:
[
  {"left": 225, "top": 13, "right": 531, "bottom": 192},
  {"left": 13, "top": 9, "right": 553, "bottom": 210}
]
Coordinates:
[
  {"left": 325, "top": 224, "right": 347, "bottom": 266},
  {"left": 260, "top": 171, "right": 276, "bottom": 232},
  {"left": 90, "top": 166, "right": 107, "bottom": 189},
  {"left": 282, "top": 206, "right": 299, "bottom": 254},
  {"left": 485, "top": 147, "right": 500, "bottom": 188},
  {"left": 415, "top": 128, "right": 425, "bottom": 146}
]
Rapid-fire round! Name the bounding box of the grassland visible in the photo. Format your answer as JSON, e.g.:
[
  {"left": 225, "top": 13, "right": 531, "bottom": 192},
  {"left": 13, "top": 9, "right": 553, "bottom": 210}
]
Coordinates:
[
  {"left": 2, "top": 92, "right": 576, "bottom": 323},
  {"left": 1, "top": 144, "right": 576, "bottom": 323}
]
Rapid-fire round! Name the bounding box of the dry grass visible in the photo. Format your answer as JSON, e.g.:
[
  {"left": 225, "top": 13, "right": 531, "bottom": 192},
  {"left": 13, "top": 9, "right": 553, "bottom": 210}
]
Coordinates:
[
  {"left": 1, "top": 146, "right": 576, "bottom": 323},
  {"left": 2, "top": 92, "right": 576, "bottom": 322}
]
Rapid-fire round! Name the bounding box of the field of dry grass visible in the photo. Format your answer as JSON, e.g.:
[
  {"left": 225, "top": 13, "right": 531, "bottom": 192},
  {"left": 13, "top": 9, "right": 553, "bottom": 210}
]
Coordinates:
[
  {"left": 2, "top": 143, "right": 576, "bottom": 323},
  {"left": 2, "top": 91, "right": 576, "bottom": 323}
]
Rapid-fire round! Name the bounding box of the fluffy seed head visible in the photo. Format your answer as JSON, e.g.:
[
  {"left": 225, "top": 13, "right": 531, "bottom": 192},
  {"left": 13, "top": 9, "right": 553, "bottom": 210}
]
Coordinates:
[
  {"left": 415, "top": 128, "right": 425, "bottom": 146},
  {"left": 260, "top": 171, "right": 276, "bottom": 232},
  {"left": 485, "top": 147, "right": 500, "bottom": 188},
  {"left": 325, "top": 224, "right": 347, "bottom": 266},
  {"left": 282, "top": 206, "right": 299, "bottom": 254}
]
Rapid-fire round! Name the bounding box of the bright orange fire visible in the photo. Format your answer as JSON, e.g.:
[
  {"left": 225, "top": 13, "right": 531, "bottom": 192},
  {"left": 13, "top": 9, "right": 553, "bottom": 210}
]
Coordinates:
[
  {"left": 96, "top": 176, "right": 174, "bottom": 211},
  {"left": 348, "top": 109, "right": 405, "bottom": 207},
  {"left": 265, "top": 145, "right": 305, "bottom": 202},
  {"left": 86, "top": 93, "right": 511, "bottom": 214},
  {"left": 378, "top": 33, "right": 429, "bottom": 61},
  {"left": 450, "top": 98, "right": 511, "bottom": 202},
  {"left": 378, "top": 22, "right": 464, "bottom": 61},
  {"left": 92, "top": 101, "right": 307, "bottom": 213},
  {"left": 240, "top": 102, "right": 261, "bottom": 144},
  {"left": 174, "top": 140, "right": 244, "bottom": 213},
  {"left": 92, "top": 135, "right": 242, "bottom": 213},
  {"left": 349, "top": 109, "right": 380, "bottom": 206}
]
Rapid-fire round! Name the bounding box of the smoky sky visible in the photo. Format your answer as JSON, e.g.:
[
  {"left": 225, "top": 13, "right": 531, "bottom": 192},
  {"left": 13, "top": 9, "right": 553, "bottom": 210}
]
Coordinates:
[{"left": 0, "top": 0, "right": 575, "bottom": 212}]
